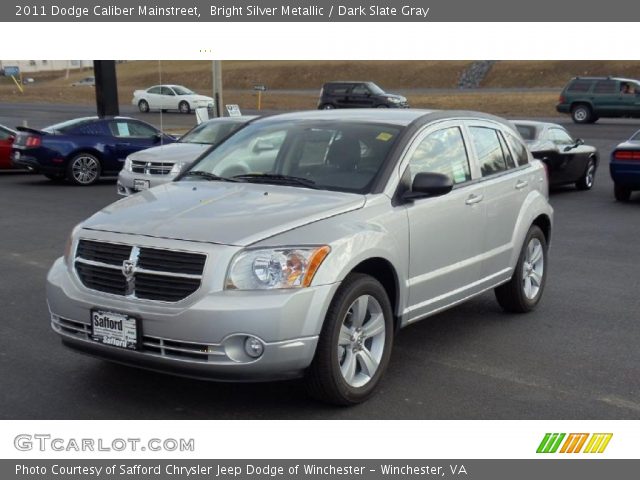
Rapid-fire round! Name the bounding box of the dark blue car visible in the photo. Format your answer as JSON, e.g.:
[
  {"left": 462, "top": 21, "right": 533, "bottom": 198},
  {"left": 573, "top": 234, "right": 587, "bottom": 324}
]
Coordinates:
[
  {"left": 11, "top": 116, "right": 175, "bottom": 185},
  {"left": 610, "top": 129, "right": 640, "bottom": 201}
]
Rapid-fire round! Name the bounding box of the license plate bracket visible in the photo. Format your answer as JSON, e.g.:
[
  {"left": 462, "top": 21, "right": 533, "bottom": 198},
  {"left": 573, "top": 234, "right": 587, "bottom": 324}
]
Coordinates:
[
  {"left": 133, "top": 179, "right": 150, "bottom": 191},
  {"left": 90, "top": 310, "right": 139, "bottom": 350}
]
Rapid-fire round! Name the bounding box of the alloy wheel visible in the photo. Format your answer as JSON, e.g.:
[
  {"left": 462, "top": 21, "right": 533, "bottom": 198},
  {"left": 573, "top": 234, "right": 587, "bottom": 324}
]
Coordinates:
[
  {"left": 522, "top": 238, "right": 544, "bottom": 300},
  {"left": 337, "top": 294, "right": 386, "bottom": 388}
]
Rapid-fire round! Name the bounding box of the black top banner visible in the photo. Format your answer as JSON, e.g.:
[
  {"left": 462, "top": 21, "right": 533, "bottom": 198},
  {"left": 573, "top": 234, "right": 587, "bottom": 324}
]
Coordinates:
[{"left": 7, "top": 0, "right": 640, "bottom": 21}]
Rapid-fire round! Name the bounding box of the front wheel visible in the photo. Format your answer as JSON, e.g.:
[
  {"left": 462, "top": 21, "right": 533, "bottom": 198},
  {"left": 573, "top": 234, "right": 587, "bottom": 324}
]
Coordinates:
[
  {"left": 138, "top": 100, "right": 149, "bottom": 113},
  {"left": 494, "top": 225, "right": 547, "bottom": 313},
  {"left": 66, "top": 153, "right": 101, "bottom": 186},
  {"left": 179, "top": 101, "right": 191, "bottom": 114},
  {"left": 305, "top": 273, "right": 394, "bottom": 405},
  {"left": 319, "top": 103, "right": 335, "bottom": 110},
  {"left": 575, "top": 158, "right": 596, "bottom": 190}
]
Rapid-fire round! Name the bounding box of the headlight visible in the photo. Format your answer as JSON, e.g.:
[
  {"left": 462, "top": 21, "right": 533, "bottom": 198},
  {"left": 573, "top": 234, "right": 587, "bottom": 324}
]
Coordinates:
[
  {"left": 225, "top": 246, "right": 331, "bottom": 290},
  {"left": 388, "top": 97, "right": 401, "bottom": 103},
  {"left": 170, "top": 162, "right": 186, "bottom": 175},
  {"left": 123, "top": 157, "right": 133, "bottom": 172}
]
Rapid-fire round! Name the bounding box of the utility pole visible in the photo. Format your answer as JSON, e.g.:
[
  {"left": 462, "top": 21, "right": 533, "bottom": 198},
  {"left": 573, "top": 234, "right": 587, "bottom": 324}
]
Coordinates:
[
  {"left": 212, "top": 60, "right": 224, "bottom": 117},
  {"left": 94, "top": 60, "right": 119, "bottom": 117}
]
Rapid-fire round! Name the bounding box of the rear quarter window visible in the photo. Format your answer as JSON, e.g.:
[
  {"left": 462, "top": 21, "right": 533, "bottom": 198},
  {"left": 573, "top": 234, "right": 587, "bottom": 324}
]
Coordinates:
[{"left": 567, "top": 80, "right": 593, "bottom": 93}]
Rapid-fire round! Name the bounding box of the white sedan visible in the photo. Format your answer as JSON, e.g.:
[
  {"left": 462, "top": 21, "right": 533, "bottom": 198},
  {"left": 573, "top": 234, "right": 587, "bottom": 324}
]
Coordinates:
[{"left": 132, "top": 85, "right": 214, "bottom": 114}]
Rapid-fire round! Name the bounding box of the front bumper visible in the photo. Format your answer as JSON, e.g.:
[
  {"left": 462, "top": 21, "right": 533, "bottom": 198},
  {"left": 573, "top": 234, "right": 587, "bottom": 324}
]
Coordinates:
[
  {"left": 46, "top": 251, "right": 339, "bottom": 381},
  {"left": 117, "top": 169, "right": 177, "bottom": 196}
]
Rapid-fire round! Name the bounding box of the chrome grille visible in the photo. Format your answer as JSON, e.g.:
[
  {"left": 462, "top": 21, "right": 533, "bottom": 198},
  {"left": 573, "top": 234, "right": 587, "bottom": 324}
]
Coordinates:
[
  {"left": 131, "top": 160, "right": 173, "bottom": 175},
  {"left": 74, "top": 239, "right": 206, "bottom": 302}
]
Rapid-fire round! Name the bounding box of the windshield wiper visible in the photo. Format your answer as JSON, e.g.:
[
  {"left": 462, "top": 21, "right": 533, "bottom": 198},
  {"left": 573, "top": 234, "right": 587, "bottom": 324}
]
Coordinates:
[
  {"left": 182, "top": 171, "right": 239, "bottom": 182},
  {"left": 232, "top": 173, "right": 317, "bottom": 188}
]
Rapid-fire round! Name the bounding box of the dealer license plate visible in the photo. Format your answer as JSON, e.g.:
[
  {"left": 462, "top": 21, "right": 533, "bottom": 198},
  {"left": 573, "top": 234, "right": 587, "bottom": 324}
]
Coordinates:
[
  {"left": 90, "top": 310, "right": 138, "bottom": 350},
  {"left": 133, "top": 179, "right": 150, "bottom": 191}
]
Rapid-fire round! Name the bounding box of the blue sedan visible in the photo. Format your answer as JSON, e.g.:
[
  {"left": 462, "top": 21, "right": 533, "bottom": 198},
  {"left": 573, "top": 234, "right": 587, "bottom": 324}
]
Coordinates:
[
  {"left": 610, "top": 129, "right": 640, "bottom": 201},
  {"left": 11, "top": 116, "right": 175, "bottom": 185}
]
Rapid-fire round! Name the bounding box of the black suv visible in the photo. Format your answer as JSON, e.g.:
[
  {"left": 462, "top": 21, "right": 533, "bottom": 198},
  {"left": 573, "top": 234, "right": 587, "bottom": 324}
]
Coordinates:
[
  {"left": 556, "top": 76, "right": 640, "bottom": 124},
  {"left": 317, "top": 81, "right": 409, "bottom": 110}
]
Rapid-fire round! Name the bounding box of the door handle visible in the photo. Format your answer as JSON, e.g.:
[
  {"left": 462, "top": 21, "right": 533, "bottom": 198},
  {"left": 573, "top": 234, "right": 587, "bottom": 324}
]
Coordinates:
[
  {"left": 515, "top": 180, "right": 529, "bottom": 190},
  {"left": 465, "top": 194, "right": 484, "bottom": 205}
]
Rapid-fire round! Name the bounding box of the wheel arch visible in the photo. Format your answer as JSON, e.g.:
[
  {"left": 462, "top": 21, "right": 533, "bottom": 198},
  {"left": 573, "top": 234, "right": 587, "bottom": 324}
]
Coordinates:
[{"left": 349, "top": 257, "right": 401, "bottom": 332}]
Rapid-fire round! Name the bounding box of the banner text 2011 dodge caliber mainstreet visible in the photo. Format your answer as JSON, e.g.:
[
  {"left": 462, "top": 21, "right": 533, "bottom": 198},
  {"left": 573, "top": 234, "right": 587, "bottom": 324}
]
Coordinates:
[{"left": 47, "top": 110, "right": 553, "bottom": 405}]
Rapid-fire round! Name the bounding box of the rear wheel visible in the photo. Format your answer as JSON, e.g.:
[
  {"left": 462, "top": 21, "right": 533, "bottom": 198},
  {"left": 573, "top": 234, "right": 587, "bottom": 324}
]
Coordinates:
[
  {"left": 614, "top": 183, "right": 632, "bottom": 202},
  {"left": 66, "top": 153, "right": 101, "bottom": 186},
  {"left": 495, "top": 225, "right": 547, "bottom": 313},
  {"left": 305, "top": 273, "right": 394, "bottom": 405},
  {"left": 138, "top": 100, "right": 149, "bottom": 113},
  {"left": 575, "top": 158, "right": 596, "bottom": 190},
  {"left": 571, "top": 104, "right": 593, "bottom": 124}
]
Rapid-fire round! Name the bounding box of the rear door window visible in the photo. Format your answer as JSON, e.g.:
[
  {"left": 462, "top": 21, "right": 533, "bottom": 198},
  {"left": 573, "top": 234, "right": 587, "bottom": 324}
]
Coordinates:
[
  {"left": 469, "top": 127, "right": 511, "bottom": 176},
  {"left": 593, "top": 80, "right": 617, "bottom": 94}
]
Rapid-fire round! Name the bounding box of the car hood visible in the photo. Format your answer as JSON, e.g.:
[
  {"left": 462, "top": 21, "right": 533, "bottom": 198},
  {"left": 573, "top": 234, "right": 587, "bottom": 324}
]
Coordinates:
[
  {"left": 127, "top": 143, "right": 210, "bottom": 164},
  {"left": 382, "top": 93, "right": 407, "bottom": 102},
  {"left": 81, "top": 182, "right": 365, "bottom": 246}
]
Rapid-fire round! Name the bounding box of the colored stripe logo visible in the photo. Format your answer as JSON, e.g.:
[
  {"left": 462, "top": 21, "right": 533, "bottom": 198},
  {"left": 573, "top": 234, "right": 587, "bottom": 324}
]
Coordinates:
[{"left": 537, "top": 433, "right": 612, "bottom": 453}]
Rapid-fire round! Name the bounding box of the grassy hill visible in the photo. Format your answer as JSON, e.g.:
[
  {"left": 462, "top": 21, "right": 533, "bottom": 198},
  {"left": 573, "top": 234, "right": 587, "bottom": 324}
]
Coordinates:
[{"left": 2, "top": 60, "right": 640, "bottom": 117}]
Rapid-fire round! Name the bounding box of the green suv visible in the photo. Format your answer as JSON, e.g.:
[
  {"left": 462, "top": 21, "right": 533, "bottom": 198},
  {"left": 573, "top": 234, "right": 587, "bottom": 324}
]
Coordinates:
[{"left": 556, "top": 77, "right": 640, "bottom": 124}]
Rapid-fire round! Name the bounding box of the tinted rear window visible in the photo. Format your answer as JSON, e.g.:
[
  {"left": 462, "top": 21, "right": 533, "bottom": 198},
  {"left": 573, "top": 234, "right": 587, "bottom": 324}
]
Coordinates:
[{"left": 567, "top": 80, "right": 593, "bottom": 93}]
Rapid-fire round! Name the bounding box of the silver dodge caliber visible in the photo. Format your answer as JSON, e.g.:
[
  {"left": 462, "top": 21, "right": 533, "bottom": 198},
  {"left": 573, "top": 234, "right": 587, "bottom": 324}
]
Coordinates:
[{"left": 47, "top": 110, "right": 553, "bottom": 405}]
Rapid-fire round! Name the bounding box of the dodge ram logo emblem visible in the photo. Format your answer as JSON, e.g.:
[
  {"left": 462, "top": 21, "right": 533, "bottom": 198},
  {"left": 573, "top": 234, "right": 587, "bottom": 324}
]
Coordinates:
[{"left": 122, "top": 259, "right": 136, "bottom": 280}]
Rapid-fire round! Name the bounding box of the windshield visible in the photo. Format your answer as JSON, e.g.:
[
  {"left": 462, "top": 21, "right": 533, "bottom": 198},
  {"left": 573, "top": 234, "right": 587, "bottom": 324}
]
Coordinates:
[
  {"left": 630, "top": 130, "right": 640, "bottom": 142},
  {"left": 366, "top": 82, "right": 385, "bottom": 95},
  {"left": 43, "top": 118, "right": 96, "bottom": 134},
  {"left": 182, "top": 120, "right": 402, "bottom": 193},
  {"left": 179, "top": 120, "right": 247, "bottom": 145},
  {"left": 514, "top": 124, "right": 538, "bottom": 141},
  {"left": 172, "top": 86, "right": 195, "bottom": 95}
]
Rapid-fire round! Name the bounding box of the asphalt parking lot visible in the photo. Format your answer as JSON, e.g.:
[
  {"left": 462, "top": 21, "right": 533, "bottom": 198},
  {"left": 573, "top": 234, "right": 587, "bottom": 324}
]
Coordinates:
[{"left": 1, "top": 114, "right": 639, "bottom": 420}]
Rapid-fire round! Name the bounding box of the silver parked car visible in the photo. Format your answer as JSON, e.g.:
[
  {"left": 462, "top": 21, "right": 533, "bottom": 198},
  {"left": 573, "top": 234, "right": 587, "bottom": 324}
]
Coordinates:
[
  {"left": 47, "top": 110, "right": 553, "bottom": 405},
  {"left": 117, "top": 116, "right": 255, "bottom": 196}
]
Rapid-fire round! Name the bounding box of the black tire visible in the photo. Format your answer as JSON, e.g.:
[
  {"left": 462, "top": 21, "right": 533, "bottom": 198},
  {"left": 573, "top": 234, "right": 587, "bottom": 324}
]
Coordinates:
[
  {"left": 138, "top": 100, "right": 149, "bottom": 113},
  {"left": 495, "top": 225, "right": 548, "bottom": 313},
  {"left": 614, "top": 183, "right": 632, "bottom": 202},
  {"left": 179, "top": 101, "right": 191, "bottom": 114},
  {"left": 571, "top": 104, "right": 593, "bottom": 124},
  {"left": 305, "top": 273, "right": 394, "bottom": 405},
  {"left": 376, "top": 104, "right": 390, "bottom": 108},
  {"left": 575, "top": 158, "right": 596, "bottom": 190},
  {"left": 319, "top": 103, "right": 335, "bottom": 110},
  {"left": 43, "top": 173, "right": 64, "bottom": 182},
  {"left": 66, "top": 153, "right": 101, "bottom": 186}
]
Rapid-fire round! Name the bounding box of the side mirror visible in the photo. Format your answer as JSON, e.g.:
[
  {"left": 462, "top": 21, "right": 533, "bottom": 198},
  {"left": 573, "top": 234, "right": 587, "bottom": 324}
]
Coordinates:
[
  {"left": 402, "top": 172, "right": 453, "bottom": 201},
  {"left": 575, "top": 138, "right": 585, "bottom": 146},
  {"left": 152, "top": 133, "right": 163, "bottom": 143}
]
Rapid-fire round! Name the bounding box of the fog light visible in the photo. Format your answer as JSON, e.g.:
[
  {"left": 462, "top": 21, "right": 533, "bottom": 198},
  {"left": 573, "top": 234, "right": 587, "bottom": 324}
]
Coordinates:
[{"left": 244, "top": 337, "right": 264, "bottom": 358}]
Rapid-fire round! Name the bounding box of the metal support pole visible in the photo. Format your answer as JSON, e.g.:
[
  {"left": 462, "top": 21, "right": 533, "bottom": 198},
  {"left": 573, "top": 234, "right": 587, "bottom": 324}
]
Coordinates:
[
  {"left": 94, "top": 60, "right": 119, "bottom": 117},
  {"left": 212, "top": 60, "right": 223, "bottom": 117}
]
